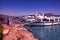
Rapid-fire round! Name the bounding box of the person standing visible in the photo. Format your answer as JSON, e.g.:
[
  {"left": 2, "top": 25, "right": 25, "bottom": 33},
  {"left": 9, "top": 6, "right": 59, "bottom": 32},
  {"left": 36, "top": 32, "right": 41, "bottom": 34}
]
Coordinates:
[{"left": 7, "top": 18, "right": 9, "bottom": 25}]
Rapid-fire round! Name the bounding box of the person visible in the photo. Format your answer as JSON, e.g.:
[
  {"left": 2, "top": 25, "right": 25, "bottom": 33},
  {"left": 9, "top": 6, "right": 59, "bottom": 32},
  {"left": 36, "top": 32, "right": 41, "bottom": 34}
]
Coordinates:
[{"left": 7, "top": 18, "right": 9, "bottom": 25}]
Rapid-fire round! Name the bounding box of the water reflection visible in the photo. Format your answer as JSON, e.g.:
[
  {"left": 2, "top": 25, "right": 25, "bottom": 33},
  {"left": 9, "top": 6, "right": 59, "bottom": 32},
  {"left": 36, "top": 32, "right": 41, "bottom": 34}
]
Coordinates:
[{"left": 28, "top": 25, "right": 60, "bottom": 40}]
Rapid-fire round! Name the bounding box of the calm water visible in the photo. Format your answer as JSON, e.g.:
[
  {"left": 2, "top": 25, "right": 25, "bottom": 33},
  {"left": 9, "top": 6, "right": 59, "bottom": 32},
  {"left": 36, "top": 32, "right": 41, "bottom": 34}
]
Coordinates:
[{"left": 26, "top": 25, "right": 60, "bottom": 40}]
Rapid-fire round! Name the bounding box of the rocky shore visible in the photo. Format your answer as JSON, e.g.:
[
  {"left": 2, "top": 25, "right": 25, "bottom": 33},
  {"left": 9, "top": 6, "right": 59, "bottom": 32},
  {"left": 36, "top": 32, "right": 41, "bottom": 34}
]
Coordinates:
[
  {"left": 0, "top": 14, "right": 38, "bottom": 40},
  {"left": 3, "top": 23, "right": 37, "bottom": 40}
]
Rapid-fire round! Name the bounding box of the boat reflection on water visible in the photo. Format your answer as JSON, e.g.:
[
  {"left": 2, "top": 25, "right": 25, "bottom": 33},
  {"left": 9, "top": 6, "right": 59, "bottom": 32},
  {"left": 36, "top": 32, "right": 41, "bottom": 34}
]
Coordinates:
[{"left": 26, "top": 24, "right": 60, "bottom": 40}]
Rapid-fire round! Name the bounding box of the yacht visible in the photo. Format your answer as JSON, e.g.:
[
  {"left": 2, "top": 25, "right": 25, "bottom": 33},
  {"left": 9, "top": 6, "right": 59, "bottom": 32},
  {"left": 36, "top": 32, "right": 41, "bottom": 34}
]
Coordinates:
[{"left": 23, "top": 13, "right": 60, "bottom": 25}]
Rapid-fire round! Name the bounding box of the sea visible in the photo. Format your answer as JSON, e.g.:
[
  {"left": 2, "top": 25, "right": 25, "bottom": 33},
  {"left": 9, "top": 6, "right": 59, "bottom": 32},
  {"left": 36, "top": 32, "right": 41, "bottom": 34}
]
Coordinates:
[{"left": 25, "top": 25, "right": 60, "bottom": 40}]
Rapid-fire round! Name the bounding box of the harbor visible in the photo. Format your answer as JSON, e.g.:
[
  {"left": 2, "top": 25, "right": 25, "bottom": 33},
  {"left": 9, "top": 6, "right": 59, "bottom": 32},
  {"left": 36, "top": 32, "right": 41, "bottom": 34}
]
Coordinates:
[{"left": 19, "top": 13, "right": 60, "bottom": 40}]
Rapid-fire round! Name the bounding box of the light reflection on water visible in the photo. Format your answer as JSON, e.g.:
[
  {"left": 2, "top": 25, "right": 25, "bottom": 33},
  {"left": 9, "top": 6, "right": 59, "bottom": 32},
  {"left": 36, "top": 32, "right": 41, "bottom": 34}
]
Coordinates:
[{"left": 27, "top": 25, "right": 60, "bottom": 40}]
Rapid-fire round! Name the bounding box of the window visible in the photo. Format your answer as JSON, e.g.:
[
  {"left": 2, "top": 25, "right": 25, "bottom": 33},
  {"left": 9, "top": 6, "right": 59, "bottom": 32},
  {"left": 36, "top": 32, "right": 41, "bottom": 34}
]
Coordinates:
[
  {"left": 55, "top": 18, "right": 58, "bottom": 22},
  {"left": 58, "top": 18, "right": 60, "bottom": 21}
]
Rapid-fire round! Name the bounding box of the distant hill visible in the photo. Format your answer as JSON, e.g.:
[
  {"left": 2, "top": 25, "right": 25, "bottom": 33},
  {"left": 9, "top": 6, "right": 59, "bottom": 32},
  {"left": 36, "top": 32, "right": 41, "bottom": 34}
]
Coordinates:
[
  {"left": 0, "top": 14, "right": 17, "bottom": 24},
  {"left": 0, "top": 14, "right": 15, "bottom": 19},
  {"left": 0, "top": 14, "right": 23, "bottom": 23}
]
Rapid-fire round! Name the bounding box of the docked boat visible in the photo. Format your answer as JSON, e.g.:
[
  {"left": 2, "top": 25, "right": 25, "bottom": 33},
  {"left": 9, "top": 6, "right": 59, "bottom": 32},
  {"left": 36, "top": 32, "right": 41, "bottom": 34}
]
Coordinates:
[
  {"left": 29, "top": 22, "right": 60, "bottom": 26},
  {"left": 22, "top": 13, "right": 60, "bottom": 26}
]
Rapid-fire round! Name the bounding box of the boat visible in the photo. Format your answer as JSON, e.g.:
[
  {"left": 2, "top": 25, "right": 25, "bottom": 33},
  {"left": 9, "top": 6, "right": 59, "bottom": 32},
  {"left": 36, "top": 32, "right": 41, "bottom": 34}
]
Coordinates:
[
  {"left": 29, "top": 22, "right": 60, "bottom": 26},
  {"left": 22, "top": 13, "right": 60, "bottom": 26}
]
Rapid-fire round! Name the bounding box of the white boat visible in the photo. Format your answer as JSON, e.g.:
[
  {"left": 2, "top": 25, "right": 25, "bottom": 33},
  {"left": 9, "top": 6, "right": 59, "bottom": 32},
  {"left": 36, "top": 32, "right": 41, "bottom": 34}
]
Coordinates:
[
  {"left": 23, "top": 13, "right": 60, "bottom": 26},
  {"left": 29, "top": 22, "right": 60, "bottom": 26}
]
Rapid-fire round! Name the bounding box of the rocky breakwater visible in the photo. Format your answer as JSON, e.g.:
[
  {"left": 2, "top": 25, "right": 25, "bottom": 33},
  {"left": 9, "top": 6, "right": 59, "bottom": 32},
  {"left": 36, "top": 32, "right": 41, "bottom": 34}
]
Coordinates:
[{"left": 3, "top": 23, "right": 37, "bottom": 40}]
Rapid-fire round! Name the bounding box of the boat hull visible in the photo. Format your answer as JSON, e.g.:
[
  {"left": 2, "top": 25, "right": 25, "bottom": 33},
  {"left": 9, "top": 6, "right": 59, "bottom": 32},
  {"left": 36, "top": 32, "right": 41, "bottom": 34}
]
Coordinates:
[
  {"left": 24, "top": 22, "right": 60, "bottom": 26},
  {"left": 30, "top": 22, "right": 60, "bottom": 26}
]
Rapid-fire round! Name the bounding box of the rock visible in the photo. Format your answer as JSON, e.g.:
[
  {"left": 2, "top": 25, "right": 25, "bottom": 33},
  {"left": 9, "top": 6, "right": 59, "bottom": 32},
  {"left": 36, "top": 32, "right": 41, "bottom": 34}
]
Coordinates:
[{"left": 3, "top": 24, "right": 37, "bottom": 40}]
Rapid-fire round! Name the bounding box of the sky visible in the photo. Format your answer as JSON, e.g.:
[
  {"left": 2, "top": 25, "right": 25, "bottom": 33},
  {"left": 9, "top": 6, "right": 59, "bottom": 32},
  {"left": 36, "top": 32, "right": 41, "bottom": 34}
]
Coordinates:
[{"left": 0, "top": 0, "right": 60, "bottom": 16}]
